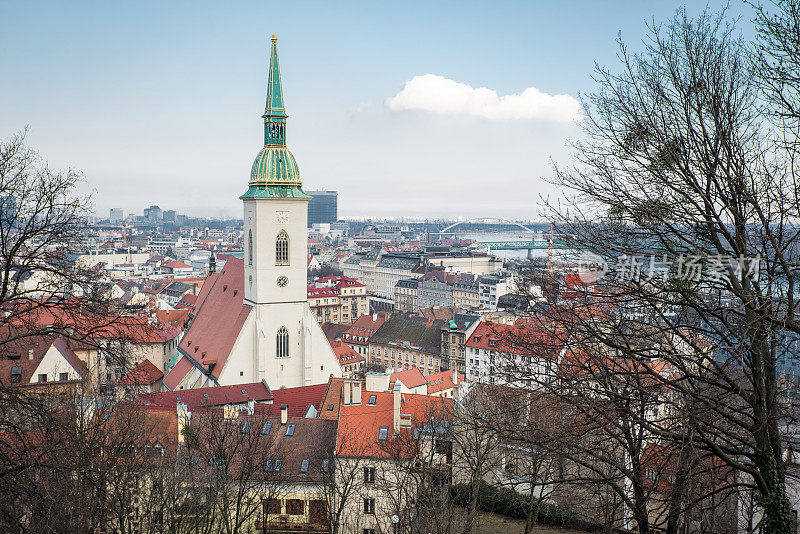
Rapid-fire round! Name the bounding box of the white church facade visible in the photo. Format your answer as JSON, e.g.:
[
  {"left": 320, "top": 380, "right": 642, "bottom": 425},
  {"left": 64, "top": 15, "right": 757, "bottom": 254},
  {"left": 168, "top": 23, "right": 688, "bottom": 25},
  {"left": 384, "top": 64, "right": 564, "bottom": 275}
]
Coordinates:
[{"left": 163, "top": 36, "right": 342, "bottom": 391}]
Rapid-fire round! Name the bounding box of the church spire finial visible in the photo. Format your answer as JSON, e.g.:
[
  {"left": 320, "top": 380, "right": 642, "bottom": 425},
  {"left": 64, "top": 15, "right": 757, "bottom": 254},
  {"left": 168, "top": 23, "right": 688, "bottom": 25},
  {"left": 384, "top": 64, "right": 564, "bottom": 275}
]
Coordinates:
[{"left": 263, "top": 35, "right": 287, "bottom": 146}]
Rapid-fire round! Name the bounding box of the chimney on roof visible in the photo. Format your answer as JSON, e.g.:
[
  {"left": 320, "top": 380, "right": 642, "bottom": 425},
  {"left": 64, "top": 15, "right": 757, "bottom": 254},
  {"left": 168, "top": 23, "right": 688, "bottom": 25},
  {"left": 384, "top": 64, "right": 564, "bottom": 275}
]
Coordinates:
[
  {"left": 28, "top": 349, "right": 34, "bottom": 360},
  {"left": 280, "top": 404, "right": 288, "bottom": 425},
  {"left": 177, "top": 402, "right": 190, "bottom": 444},
  {"left": 393, "top": 384, "right": 401, "bottom": 435},
  {"left": 343, "top": 382, "right": 352, "bottom": 405},
  {"left": 352, "top": 381, "right": 362, "bottom": 404},
  {"left": 453, "top": 369, "right": 457, "bottom": 384},
  {"left": 373, "top": 313, "right": 377, "bottom": 321},
  {"left": 246, "top": 398, "right": 255, "bottom": 416}
]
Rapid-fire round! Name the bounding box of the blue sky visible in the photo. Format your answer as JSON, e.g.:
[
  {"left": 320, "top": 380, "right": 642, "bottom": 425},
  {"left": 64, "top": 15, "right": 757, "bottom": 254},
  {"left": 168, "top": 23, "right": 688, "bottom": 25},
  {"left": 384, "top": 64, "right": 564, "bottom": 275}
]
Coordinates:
[{"left": 0, "top": 1, "right": 747, "bottom": 219}]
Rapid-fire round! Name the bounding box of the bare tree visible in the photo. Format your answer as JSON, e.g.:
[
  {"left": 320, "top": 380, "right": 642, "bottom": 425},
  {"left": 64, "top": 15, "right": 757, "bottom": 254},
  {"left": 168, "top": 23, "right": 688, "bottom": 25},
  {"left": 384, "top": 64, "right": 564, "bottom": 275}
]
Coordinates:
[
  {"left": 0, "top": 132, "right": 133, "bottom": 354},
  {"left": 0, "top": 133, "right": 143, "bottom": 515},
  {"left": 321, "top": 428, "right": 379, "bottom": 534},
  {"left": 521, "top": 6, "right": 800, "bottom": 532}
]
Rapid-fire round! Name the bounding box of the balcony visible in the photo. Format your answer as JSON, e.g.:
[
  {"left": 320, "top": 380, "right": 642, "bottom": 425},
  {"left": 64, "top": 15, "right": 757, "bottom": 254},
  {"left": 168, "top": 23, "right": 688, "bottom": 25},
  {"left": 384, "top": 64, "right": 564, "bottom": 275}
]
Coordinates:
[{"left": 258, "top": 518, "right": 328, "bottom": 534}]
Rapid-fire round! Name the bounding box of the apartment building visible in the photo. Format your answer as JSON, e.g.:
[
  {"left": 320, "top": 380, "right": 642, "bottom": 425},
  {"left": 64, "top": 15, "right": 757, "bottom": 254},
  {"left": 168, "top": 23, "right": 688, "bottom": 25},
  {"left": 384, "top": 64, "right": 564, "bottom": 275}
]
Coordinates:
[
  {"left": 440, "top": 312, "right": 480, "bottom": 373},
  {"left": 417, "top": 270, "right": 456, "bottom": 309},
  {"left": 340, "top": 313, "right": 388, "bottom": 358},
  {"left": 369, "top": 314, "right": 445, "bottom": 374},
  {"left": 308, "top": 276, "right": 369, "bottom": 324},
  {"left": 394, "top": 278, "right": 419, "bottom": 313},
  {"left": 452, "top": 273, "right": 480, "bottom": 310},
  {"left": 464, "top": 321, "right": 562, "bottom": 387}
]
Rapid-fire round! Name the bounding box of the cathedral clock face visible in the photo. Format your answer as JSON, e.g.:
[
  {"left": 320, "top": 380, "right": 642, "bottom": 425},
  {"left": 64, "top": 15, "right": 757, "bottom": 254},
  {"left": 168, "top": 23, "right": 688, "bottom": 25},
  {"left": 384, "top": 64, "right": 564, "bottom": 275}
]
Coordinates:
[
  {"left": 276, "top": 212, "right": 289, "bottom": 224},
  {"left": 277, "top": 276, "right": 288, "bottom": 287}
]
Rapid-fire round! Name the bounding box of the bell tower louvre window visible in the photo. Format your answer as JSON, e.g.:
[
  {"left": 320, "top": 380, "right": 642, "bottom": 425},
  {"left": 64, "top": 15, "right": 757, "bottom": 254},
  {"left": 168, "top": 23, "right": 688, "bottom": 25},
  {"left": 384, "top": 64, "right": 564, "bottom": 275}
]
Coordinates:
[
  {"left": 276, "top": 230, "right": 289, "bottom": 266},
  {"left": 248, "top": 230, "right": 253, "bottom": 266}
]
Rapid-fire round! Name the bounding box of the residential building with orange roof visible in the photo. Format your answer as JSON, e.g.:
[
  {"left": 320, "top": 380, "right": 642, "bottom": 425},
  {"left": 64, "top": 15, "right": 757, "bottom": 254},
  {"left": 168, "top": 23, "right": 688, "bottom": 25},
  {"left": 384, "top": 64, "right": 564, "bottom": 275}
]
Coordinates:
[
  {"left": 464, "top": 320, "right": 564, "bottom": 388},
  {"left": 329, "top": 339, "right": 365, "bottom": 378},
  {"left": 340, "top": 313, "right": 387, "bottom": 358},
  {"left": 425, "top": 369, "right": 468, "bottom": 398},
  {"left": 0, "top": 335, "right": 89, "bottom": 392},
  {"left": 10, "top": 309, "right": 181, "bottom": 393},
  {"left": 389, "top": 368, "right": 428, "bottom": 394},
  {"left": 117, "top": 359, "right": 164, "bottom": 397},
  {"left": 335, "top": 385, "right": 452, "bottom": 534},
  {"left": 159, "top": 259, "right": 193, "bottom": 276},
  {"left": 155, "top": 308, "right": 190, "bottom": 329}
]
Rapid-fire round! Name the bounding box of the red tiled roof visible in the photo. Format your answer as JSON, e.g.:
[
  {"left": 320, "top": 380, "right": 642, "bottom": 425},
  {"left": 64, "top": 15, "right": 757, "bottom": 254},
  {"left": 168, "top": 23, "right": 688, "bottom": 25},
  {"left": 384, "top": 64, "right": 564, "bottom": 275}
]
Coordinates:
[
  {"left": 10, "top": 308, "right": 180, "bottom": 345},
  {"left": 308, "top": 288, "right": 339, "bottom": 298},
  {"left": 0, "top": 335, "right": 87, "bottom": 385},
  {"left": 565, "top": 273, "right": 594, "bottom": 288},
  {"left": 421, "top": 270, "right": 457, "bottom": 285},
  {"left": 0, "top": 358, "right": 39, "bottom": 385},
  {"left": 465, "top": 322, "right": 563, "bottom": 360},
  {"left": 265, "top": 383, "right": 328, "bottom": 417},
  {"left": 318, "top": 377, "right": 346, "bottom": 420},
  {"left": 119, "top": 359, "right": 163, "bottom": 386},
  {"left": 418, "top": 306, "right": 458, "bottom": 321},
  {"left": 425, "top": 369, "right": 467, "bottom": 394},
  {"left": 162, "top": 259, "right": 191, "bottom": 269},
  {"left": 170, "top": 258, "right": 251, "bottom": 381},
  {"left": 174, "top": 293, "right": 198, "bottom": 310},
  {"left": 390, "top": 368, "right": 428, "bottom": 389},
  {"left": 337, "top": 392, "right": 450, "bottom": 458},
  {"left": 320, "top": 322, "right": 349, "bottom": 341},
  {"left": 341, "top": 314, "right": 387, "bottom": 344},
  {"left": 330, "top": 339, "right": 366, "bottom": 366},
  {"left": 137, "top": 381, "right": 272, "bottom": 408},
  {"left": 156, "top": 309, "right": 190, "bottom": 329},
  {"left": 163, "top": 355, "right": 194, "bottom": 390}
]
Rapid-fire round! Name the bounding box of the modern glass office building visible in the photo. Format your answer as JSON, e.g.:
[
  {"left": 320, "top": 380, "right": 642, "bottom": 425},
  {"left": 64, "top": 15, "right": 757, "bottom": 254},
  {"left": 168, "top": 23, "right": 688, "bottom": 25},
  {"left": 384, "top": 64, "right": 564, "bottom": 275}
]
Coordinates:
[{"left": 305, "top": 190, "right": 338, "bottom": 226}]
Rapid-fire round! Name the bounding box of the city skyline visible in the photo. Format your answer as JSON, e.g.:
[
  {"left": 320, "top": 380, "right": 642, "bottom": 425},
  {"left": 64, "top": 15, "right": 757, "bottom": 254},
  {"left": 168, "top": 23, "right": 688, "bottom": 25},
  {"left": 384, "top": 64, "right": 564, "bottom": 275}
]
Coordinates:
[{"left": 2, "top": 1, "right": 743, "bottom": 218}]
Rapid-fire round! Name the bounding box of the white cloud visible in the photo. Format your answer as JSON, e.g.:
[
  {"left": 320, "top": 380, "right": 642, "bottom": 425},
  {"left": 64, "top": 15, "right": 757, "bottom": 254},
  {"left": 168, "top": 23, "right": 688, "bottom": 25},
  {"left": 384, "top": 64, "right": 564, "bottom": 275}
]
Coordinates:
[{"left": 385, "top": 73, "right": 581, "bottom": 123}]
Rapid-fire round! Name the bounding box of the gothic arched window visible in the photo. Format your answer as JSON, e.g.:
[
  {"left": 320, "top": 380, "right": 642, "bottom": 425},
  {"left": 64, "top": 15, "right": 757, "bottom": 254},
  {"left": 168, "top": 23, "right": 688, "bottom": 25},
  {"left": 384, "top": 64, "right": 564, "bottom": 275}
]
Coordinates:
[
  {"left": 276, "top": 230, "right": 289, "bottom": 266},
  {"left": 276, "top": 326, "right": 289, "bottom": 358},
  {"left": 248, "top": 230, "right": 253, "bottom": 266}
]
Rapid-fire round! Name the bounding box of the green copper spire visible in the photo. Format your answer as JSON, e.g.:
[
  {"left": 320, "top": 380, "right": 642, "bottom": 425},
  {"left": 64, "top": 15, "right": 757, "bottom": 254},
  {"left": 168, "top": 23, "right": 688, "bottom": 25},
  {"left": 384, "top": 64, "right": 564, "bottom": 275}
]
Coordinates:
[
  {"left": 242, "top": 34, "right": 309, "bottom": 199},
  {"left": 263, "top": 35, "right": 287, "bottom": 146}
]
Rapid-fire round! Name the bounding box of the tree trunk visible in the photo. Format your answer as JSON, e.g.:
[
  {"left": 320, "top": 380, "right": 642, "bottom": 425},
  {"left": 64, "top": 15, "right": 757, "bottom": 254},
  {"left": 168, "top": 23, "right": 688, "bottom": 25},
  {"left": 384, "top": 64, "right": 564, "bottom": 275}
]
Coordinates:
[
  {"left": 464, "top": 477, "right": 480, "bottom": 534},
  {"left": 633, "top": 494, "right": 651, "bottom": 534},
  {"left": 758, "top": 454, "right": 793, "bottom": 534}
]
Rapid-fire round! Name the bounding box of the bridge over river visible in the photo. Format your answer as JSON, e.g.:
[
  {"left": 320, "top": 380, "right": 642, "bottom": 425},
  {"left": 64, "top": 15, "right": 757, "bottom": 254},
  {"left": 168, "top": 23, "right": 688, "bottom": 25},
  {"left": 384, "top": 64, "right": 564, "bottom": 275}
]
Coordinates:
[{"left": 435, "top": 218, "right": 568, "bottom": 254}]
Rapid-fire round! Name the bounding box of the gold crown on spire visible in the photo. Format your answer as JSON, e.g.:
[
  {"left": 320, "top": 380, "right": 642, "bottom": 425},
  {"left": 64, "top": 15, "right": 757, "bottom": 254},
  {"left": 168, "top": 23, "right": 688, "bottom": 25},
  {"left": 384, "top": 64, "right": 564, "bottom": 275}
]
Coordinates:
[{"left": 272, "top": 34, "right": 277, "bottom": 41}]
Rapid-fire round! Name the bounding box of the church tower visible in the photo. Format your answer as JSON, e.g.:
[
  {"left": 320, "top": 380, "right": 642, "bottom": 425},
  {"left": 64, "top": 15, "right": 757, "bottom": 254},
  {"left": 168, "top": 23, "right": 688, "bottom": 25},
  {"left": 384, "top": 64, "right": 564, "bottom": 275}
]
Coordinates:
[
  {"left": 162, "top": 36, "right": 341, "bottom": 391},
  {"left": 242, "top": 35, "right": 309, "bottom": 306},
  {"left": 240, "top": 36, "right": 328, "bottom": 386}
]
